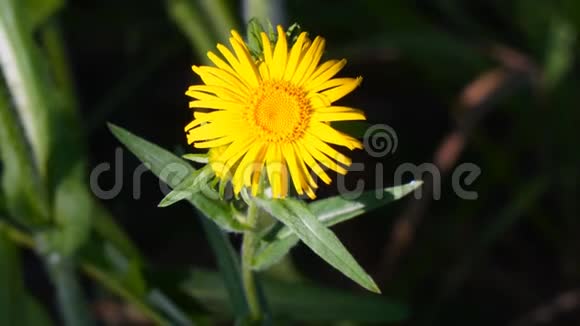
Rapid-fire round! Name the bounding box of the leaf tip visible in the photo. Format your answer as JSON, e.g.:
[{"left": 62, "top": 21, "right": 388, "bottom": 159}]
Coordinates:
[
  {"left": 411, "top": 179, "right": 424, "bottom": 188},
  {"left": 366, "top": 278, "right": 382, "bottom": 294},
  {"left": 157, "top": 200, "right": 169, "bottom": 208},
  {"left": 106, "top": 122, "right": 118, "bottom": 132}
]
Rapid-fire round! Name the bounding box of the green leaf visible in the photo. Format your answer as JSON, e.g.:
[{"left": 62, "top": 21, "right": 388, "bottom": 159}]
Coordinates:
[
  {"left": 183, "top": 268, "right": 408, "bottom": 323},
  {"left": 108, "top": 123, "right": 247, "bottom": 232},
  {"left": 0, "top": 0, "right": 53, "bottom": 178},
  {"left": 158, "top": 168, "right": 215, "bottom": 208},
  {"left": 253, "top": 234, "right": 301, "bottom": 272},
  {"left": 37, "top": 164, "right": 92, "bottom": 256},
  {"left": 0, "top": 75, "right": 50, "bottom": 226},
  {"left": 309, "top": 180, "right": 422, "bottom": 235},
  {"left": 254, "top": 181, "right": 422, "bottom": 270},
  {"left": 285, "top": 22, "right": 302, "bottom": 43},
  {"left": 158, "top": 170, "right": 202, "bottom": 207},
  {"left": 23, "top": 0, "right": 65, "bottom": 31},
  {"left": 254, "top": 197, "right": 380, "bottom": 293},
  {"left": 246, "top": 18, "right": 265, "bottom": 59}
]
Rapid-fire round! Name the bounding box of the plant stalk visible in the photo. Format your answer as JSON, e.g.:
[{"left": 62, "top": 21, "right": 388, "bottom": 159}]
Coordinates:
[
  {"left": 45, "top": 256, "right": 94, "bottom": 326},
  {"left": 241, "top": 197, "right": 262, "bottom": 320}
]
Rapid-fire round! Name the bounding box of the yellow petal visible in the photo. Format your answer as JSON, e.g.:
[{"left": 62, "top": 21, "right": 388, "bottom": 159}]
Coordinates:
[
  {"left": 195, "top": 136, "right": 234, "bottom": 148},
  {"left": 292, "top": 142, "right": 318, "bottom": 189},
  {"left": 219, "top": 137, "right": 255, "bottom": 165},
  {"left": 320, "top": 77, "right": 362, "bottom": 103},
  {"left": 310, "top": 77, "right": 357, "bottom": 93},
  {"left": 232, "top": 143, "right": 264, "bottom": 194},
  {"left": 282, "top": 143, "right": 303, "bottom": 195},
  {"left": 283, "top": 32, "right": 308, "bottom": 81},
  {"left": 304, "top": 133, "right": 352, "bottom": 166},
  {"left": 309, "top": 122, "right": 363, "bottom": 150},
  {"left": 304, "top": 144, "right": 347, "bottom": 175},
  {"left": 270, "top": 25, "right": 288, "bottom": 79},
  {"left": 295, "top": 142, "right": 331, "bottom": 184},
  {"left": 189, "top": 99, "right": 245, "bottom": 111},
  {"left": 258, "top": 61, "right": 270, "bottom": 80},
  {"left": 186, "top": 85, "right": 246, "bottom": 103},
  {"left": 260, "top": 32, "right": 273, "bottom": 65},
  {"left": 291, "top": 36, "right": 324, "bottom": 84},
  {"left": 229, "top": 35, "right": 260, "bottom": 87},
  {"left": 192, "top": 66, "right": 250, "bottom": 95},
  {"left": 306, "top": 59, "right": 346, "bottom": 88},
  {"left": 207, "top": 51, "right": 237, "bottom": 76},
  {"left": 313, "top": 111, "right": 366, "bottom": 122}
]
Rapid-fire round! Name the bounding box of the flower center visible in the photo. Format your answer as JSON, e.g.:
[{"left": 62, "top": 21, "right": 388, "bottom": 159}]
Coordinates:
[{"left": 248, "top": 80, "right": 312, "bottom": 143}]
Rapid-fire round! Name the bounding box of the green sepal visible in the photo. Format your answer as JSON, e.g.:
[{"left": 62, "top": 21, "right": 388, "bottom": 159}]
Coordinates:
[{"left": 182, "top": 153, "right": 209, "bottom": 164}]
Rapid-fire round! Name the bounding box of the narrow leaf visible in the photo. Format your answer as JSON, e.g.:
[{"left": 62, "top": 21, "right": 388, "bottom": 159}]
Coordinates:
[
  {"left": 0, "top": 75, "right": 50, "bottom": 226},
  {"left": 23, "top": 0, "right": 65, "bottom": 31},
  {"left": 254, "top": 197, "right": 380, "bottom": 293},
  {"left": 158, "top": 170, "right": 202, "bottom": 207},
  {"left": 0, "top": 0, "right": 52, "bottom": 177},
  {"left": 254, "top": 181, "right": 422, "bottom": 270},
  {"left": 108, "top": 123, "right": 247, "bottom": 232}
]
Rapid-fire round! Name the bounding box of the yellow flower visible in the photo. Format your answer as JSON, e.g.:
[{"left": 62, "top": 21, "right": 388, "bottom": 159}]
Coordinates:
[{"left": 185, "top": 25, "right": 365, "bottom": 199}]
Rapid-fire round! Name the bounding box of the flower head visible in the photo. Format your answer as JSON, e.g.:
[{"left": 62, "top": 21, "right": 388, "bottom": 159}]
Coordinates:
[{"left": 185, "top": 25, "right": 365, "bottom": 199}]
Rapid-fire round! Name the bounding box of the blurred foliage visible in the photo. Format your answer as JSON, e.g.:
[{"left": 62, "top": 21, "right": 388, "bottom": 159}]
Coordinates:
[{"left": 0, "top": 0, "right": 579, "bottom": 325}]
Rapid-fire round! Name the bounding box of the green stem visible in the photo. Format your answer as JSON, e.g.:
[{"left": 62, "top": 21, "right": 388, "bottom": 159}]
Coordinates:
[
  {"left": 241, "top": 198, "right": 262, "bottom": 320},
  {"left": 45, "top": 257, "right": 94, "bottom": 326}
]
